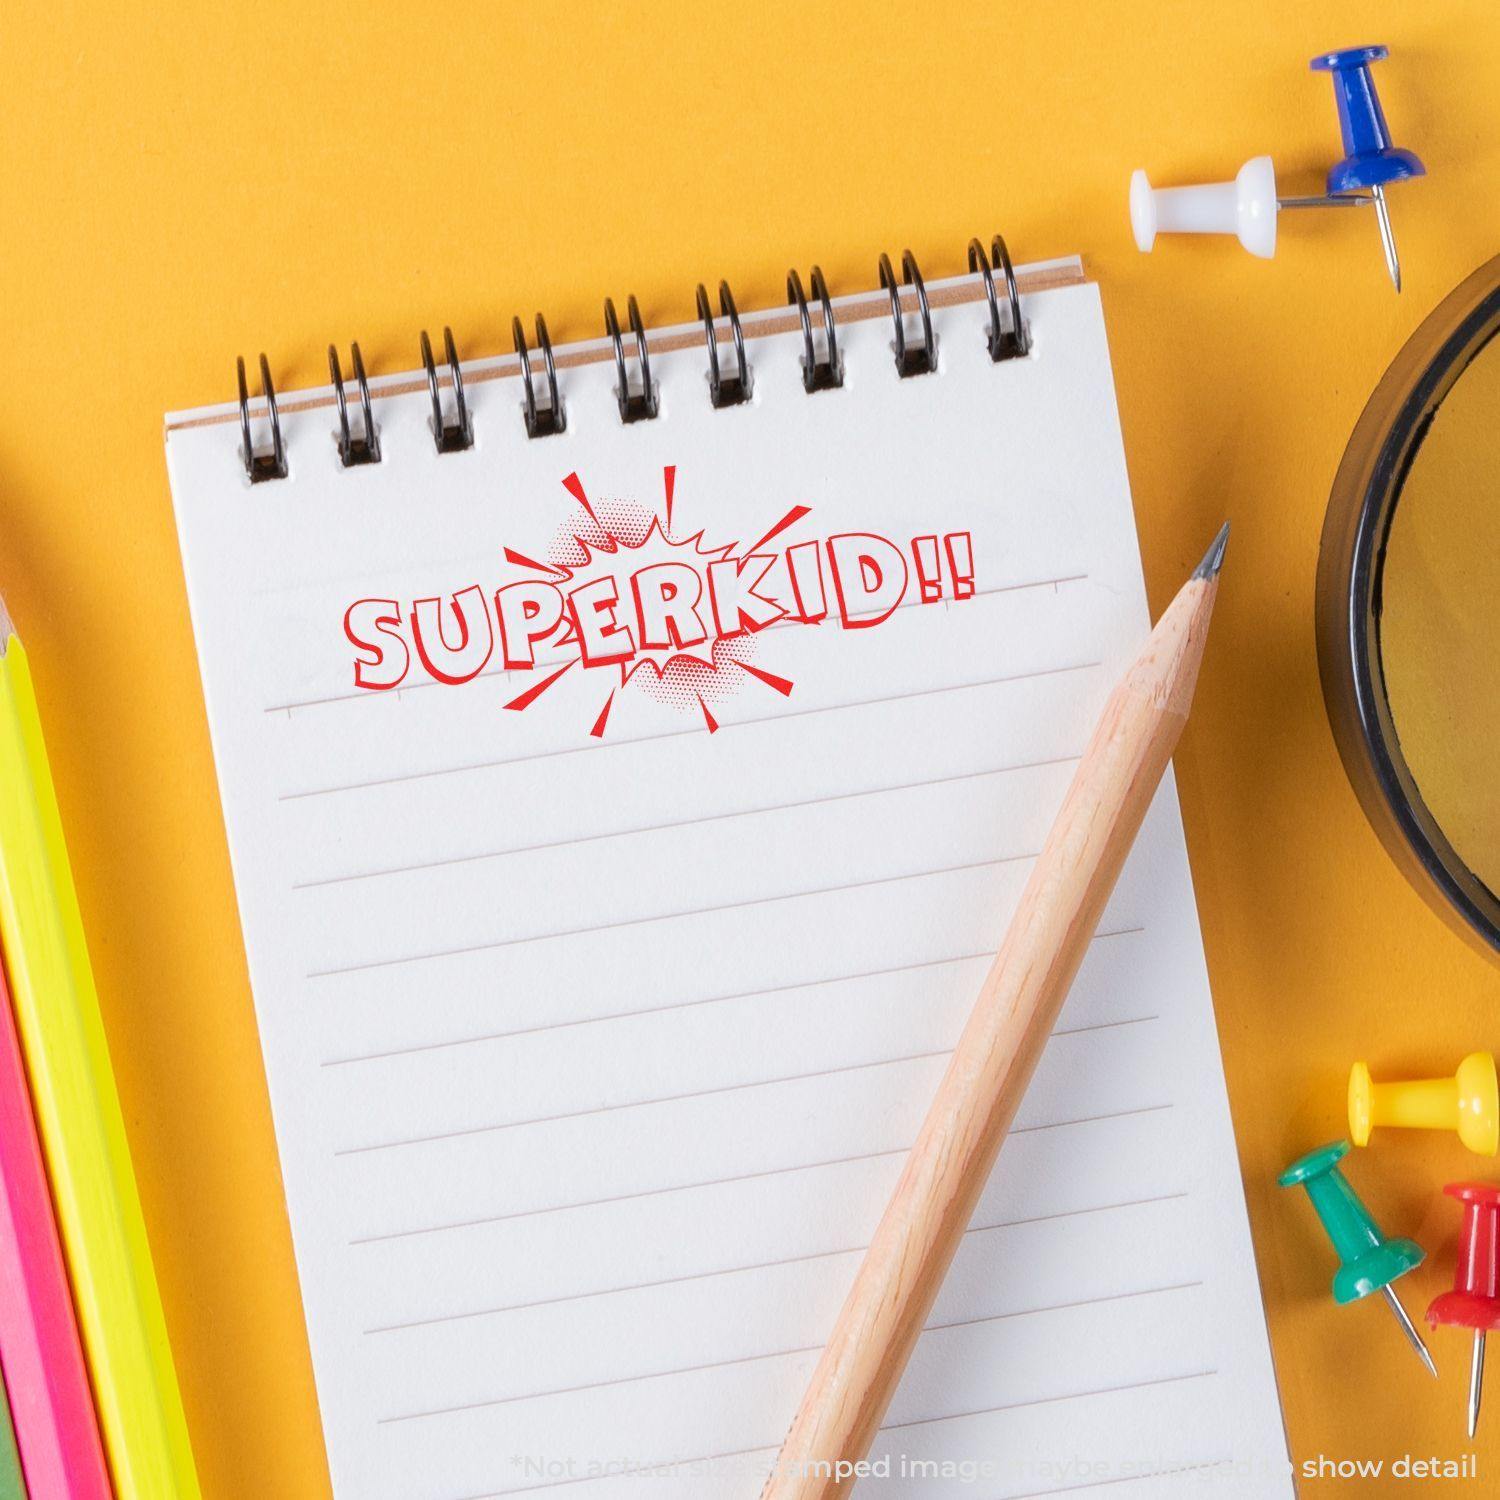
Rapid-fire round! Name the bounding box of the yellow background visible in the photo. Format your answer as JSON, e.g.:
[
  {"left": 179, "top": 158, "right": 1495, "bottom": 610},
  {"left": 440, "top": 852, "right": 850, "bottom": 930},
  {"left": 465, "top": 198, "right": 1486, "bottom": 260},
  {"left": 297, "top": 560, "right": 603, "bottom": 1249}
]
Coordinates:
[{"left": 2, "top": 2, "right": 1498, "bottom": 1493}]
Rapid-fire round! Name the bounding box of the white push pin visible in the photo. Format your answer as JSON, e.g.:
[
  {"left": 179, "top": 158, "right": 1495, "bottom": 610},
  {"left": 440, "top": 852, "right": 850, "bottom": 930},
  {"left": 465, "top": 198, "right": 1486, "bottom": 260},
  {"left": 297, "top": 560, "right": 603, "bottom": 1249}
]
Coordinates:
[
  {"left": 1130, "top": 155, "right": 1278, "bottom": 258},
  {"left": 1130, "top": 155, "right": 1370, "bottom": 260}
]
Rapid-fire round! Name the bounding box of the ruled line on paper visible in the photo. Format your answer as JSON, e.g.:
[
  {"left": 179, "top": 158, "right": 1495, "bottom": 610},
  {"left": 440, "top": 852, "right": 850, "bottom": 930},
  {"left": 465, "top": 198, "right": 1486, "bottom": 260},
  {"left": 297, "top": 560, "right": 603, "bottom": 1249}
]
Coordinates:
[
  {"left": 881, "top": 1368, "right": 1220, "bottom": 1435},
  {"left": 445, "top": 1363, "right": 1222, "bottom": 1500},
  {"left": 345, "top": 1105, "right": 1175, "bottom": 1245},
  {"left": 278, "top": 659, "right": 1102, "bottom": 802},
  {"left": 1001, "top": 1459, "right": 1239, "bottom": 1500},
  {"left": 319, "top": 931, "right": 1147, "bottom": 1067},
  {"left": 377, "top": 1283, "right": 1205, "bottom": 1426},
  {"left": 262, "top": 573, "right": 1091, "bottom": 717},
  {"left": 322, "top": 949, "right": 995, "bottom": 1066},
  {"left": 333, "top": 1016, "right": 1167, "bottom": 1159},
  {"left": 363, "top": 1187, "right": 1190, "bottom": 1334},
  {"left": 348, "top": 1144, "right": 914, "bottom": 1245},
  {"left": 333, "top": 1047, "right": 954, "bottom": 1157},
  {"left": 292, "top": 753, "right": 1085, "bottom": 891},
  {"left": 1053, "top": 1014, "right": 1158, "bottom": 1039},
  {"left": 308, "top": 851, "right": 1042, "bottom": 981}
]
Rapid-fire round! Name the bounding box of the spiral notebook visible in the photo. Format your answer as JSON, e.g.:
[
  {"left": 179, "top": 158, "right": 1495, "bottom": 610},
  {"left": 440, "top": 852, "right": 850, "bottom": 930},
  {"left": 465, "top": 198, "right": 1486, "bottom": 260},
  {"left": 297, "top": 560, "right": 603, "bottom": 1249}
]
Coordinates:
[{"left": 163, "top": 248, "right": 1291, "bottom": 1499}]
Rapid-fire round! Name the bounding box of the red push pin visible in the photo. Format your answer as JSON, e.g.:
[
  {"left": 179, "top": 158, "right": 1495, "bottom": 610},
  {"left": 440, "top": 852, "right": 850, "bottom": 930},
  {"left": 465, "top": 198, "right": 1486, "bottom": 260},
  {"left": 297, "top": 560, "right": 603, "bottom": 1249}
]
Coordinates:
[{"left": 1427, "top": 1183, "right": 1500, "bottom": 1436}]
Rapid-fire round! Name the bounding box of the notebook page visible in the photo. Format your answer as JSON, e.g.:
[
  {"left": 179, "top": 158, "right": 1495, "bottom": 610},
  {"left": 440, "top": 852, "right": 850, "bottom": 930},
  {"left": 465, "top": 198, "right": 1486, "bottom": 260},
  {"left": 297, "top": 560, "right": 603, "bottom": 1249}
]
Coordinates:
[{"left": 165, "top": 269, "right": 1291, "bottom": 1500}]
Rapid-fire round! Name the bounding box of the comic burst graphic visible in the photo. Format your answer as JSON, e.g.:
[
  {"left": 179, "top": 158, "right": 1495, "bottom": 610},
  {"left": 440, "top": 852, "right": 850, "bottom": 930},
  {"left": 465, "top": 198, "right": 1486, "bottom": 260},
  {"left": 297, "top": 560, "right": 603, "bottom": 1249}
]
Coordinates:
[
  {"left": 343, "top": 465, "right": 975, "bottom": 738},
  {"left": 499, "top": 467, "right": 803, "bottom": 736}
]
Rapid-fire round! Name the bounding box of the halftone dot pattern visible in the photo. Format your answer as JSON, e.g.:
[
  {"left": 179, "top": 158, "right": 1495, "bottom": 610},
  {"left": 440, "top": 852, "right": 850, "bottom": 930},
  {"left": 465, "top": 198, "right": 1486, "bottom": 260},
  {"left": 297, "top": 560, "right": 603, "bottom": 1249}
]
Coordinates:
[
  {"left": 536, "top": 477, "right": 788, "bottom": 721},
  {"left": 635, "top": 632, "right": 757, "bottom": 709},
  {"left": 549, "top": 496, "right": 654, "bottom": 567}
]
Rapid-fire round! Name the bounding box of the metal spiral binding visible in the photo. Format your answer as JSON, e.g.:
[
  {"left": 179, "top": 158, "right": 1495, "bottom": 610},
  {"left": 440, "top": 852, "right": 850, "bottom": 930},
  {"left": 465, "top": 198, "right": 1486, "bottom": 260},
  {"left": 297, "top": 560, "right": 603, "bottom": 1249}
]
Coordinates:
[
  {"left": 328, "top": 343, "right": 381, "bottom": 465},
  {"left": 237, "top": 353, "right": 287, "bottom": 482},
  {"left": 878, "top": 249, "right": 936, "bottom": 377},
  {"left": 513, "top": 314, "right": 565, "bottom": 438},
  {"left": 420, "top": 327, "right": 474, "bottom": 452},
  {"left": 696, "top": 281, "right": 751, "bottom": 408},
  {"left": 604, "top": 295, "right": 657, "bottom": 422},
  {"left": 787, "top": 266, "right": 842, "bottom": 393},
  {"left": 969, "top": 235, "right": 1030, "bottom": 361},
  {"left": 232, "top": 231, "right": 1031, "bottom": 477}
]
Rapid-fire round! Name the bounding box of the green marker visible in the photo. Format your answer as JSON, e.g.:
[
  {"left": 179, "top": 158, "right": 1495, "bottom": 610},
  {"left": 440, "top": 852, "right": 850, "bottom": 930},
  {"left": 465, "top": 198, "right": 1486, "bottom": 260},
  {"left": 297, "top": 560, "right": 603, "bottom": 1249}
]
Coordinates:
[
  {"left": 1279, "top": 1139, "right": 1437, "bottom": 1376},
  {"left": 0, "top": 1358, "right": 23, "bottom": 1500}
]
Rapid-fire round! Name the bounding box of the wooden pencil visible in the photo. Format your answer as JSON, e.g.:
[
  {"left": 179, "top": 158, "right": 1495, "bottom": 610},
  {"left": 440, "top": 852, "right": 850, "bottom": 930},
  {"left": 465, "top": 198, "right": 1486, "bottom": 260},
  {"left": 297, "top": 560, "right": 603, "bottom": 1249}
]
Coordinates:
[
  {"left": 0, "top": 951, "right": 112, "bottom": 1499},
  {"left": 761, "top": 525, "right": 1229, "bottom": 1500},
  {"left": 0, "top": 594, "right": 201, "bottom": 1499}
]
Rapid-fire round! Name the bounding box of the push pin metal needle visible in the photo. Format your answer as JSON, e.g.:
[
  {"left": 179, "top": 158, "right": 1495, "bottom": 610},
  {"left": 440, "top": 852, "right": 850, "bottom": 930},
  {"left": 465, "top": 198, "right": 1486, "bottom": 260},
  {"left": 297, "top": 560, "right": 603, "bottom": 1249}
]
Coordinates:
[
  {"left": 1279, "top": 1140, "right": 1437, "bottom": 1377},
  {"left": 1383, "top": 1283, "right": 1441, "bottom": 1380},
  {"left": 1427, "top": 1184, "right": 1500, "bottom": 1437},
  {"left": 1131, "top": 44, "right": 1422, "bottom": 289},
  {"left": 1310, "top": 45, "right": 1426, "bottom": 292}
]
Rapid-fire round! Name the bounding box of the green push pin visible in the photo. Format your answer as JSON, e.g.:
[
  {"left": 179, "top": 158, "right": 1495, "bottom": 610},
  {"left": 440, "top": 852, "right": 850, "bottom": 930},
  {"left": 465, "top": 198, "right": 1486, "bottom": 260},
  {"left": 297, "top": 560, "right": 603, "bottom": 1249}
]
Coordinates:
[{"left": 1279, "top": 1140, "right": 1437, "bottom": 1376}]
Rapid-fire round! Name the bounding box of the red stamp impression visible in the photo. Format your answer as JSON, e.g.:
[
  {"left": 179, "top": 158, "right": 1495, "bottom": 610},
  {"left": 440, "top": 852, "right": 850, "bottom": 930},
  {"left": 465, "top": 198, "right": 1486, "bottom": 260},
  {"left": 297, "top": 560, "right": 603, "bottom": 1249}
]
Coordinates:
[{"left": 344, "top": 467, "right": 976, "bottom": 737}]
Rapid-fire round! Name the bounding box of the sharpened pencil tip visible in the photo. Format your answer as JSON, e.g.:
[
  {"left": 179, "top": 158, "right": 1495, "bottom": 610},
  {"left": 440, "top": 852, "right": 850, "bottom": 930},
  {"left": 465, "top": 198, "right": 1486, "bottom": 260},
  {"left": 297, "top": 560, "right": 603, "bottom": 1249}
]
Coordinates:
[{"left": 1192, "top": 522, "right": 1230, "bottom": 581}]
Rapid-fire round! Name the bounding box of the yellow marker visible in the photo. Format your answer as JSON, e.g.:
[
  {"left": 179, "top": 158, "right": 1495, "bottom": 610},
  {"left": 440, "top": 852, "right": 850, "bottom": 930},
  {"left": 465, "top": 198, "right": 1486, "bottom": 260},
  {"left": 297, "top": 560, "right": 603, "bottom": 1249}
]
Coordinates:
[
  {"left": 0, "top": 598, "right": 200, "bottom": 1499},
  {"left": 1349, "top": 1052, "right": 1499, "bottom": 1156}
]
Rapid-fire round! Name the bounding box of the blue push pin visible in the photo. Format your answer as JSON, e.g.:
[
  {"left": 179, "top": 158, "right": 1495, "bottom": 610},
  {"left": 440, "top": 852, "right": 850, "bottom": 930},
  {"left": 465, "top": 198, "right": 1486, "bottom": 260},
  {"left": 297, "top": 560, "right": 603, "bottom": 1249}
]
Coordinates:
[{"left": 1311, "top": 45, "right": 1425, "bottom": 292}]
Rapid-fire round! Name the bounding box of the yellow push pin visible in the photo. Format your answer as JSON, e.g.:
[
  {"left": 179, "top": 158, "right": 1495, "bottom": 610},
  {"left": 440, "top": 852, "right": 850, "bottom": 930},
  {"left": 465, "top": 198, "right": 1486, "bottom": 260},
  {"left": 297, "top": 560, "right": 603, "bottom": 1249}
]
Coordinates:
[{"left": 1349, "top": 1053, "right": 1499, "bottom": 1156}]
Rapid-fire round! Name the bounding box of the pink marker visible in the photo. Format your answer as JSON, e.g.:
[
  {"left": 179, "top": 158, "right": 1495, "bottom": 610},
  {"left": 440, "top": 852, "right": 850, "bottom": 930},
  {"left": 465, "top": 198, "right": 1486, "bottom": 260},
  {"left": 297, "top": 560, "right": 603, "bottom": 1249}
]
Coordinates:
[{"left": 0, "top": 957, "right": 112, "bottom": 1498}]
